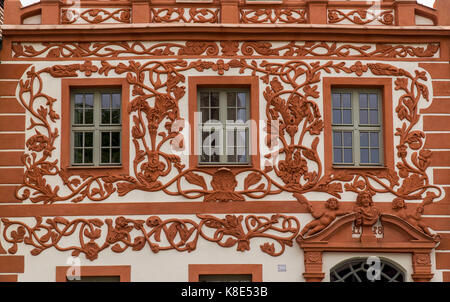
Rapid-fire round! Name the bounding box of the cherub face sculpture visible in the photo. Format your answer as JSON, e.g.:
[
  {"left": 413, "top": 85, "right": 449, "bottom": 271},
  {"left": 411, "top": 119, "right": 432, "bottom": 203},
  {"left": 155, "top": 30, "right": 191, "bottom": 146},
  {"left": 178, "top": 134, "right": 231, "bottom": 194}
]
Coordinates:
[
  {"left": 326, "top": 198, "right": 339, "bottom": 210},
  {"left": 356, "top": 192, "right": 373, "bottom": 207}
]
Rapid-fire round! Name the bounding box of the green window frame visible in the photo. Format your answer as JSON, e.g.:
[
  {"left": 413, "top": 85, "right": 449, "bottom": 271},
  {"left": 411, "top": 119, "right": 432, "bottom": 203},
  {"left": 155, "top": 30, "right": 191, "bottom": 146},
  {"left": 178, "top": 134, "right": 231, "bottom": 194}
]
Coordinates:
[
  {"left": 197, "top": 88, "right": 250, "bottom": 165},
  {"left": 71, "top": 89, "right": 122, "bottom": 166},
  {"left": 332, "top": 88, "right": 383, "bottom": 167}
]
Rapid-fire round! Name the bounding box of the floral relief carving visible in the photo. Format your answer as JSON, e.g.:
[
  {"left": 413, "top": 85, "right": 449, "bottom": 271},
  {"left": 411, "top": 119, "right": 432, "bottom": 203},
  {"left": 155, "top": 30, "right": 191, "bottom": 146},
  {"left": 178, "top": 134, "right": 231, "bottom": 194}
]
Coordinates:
[
  {"left": 11, "top": 41, "right": 439, "bottom": 59},
  {"left": 240, "top": 8, "right": 307, "bottom": 24},
  {"left": 1, "top": 214, "right": 300, "bottom": 260},
  {"left": 13, "top": 43, "right": 441, "bottom": 241},
  {"left": 61, "top": 8, "right": 131, "bottom": 24},
  {"left": 151, "top": 8, "right": 219, "bottom": 23},
  {"left": 328, "top": 9, "right": 394, "bottom": 25}
]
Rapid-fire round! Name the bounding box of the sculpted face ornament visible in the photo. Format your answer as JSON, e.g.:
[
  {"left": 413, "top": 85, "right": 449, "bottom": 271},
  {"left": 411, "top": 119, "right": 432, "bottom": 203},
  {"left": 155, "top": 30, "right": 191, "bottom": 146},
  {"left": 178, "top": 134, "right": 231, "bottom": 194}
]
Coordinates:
[{"left": 354, "top": 191, "right": 380, "bottom": 226}]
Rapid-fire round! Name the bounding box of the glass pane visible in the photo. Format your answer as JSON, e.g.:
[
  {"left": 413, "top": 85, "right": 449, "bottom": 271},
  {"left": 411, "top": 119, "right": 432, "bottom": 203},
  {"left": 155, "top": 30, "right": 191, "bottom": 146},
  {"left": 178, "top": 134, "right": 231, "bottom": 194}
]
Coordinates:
[
  {"left": 85, "top": 94, "right": 94, "bottom": 108},
  {"left": 202, "top": 131, "right": 210, "bottom": 147},
  {"left": 201, "top": 150, "right": 209, "bottom": 163},
  {"left": 226, "top": 146, "right": 235, "bottom": 157},
  {"left": 370, "top": 132, "right": 379, "bottom": 147},
  {"left": 101, "top": 148, "right": 110, "bottom": 163},
  {"left": 237, "top": 147, "right": 246, "bottom": 156},
  {"left": 211, "top": 153, "right": 220, "bottom": 162},
  {"left": 371, "top": 148, "right": 380, "bottom": 163},
  {"left": 360, "top": 132, "right": 369, "bottom": 147},
  {"left": 238, "top": 155, "right": 247, "bottom": 163},
  {"left": 342, "top": 93, "right": 351, "bottom": 108},
  {"left": 333, "top": 131, "right": 342, "bottom": 147},
  {"left": 102, "top": 109, "right": 110, "bottom": 124},
  {"left": 102, "top": 94, "right": 111, "bottom": 109},
  {"left": 74, "top": 94, "right": 83, "bottom": 108},
  {"left": 74, "top": 109, "right": 83, "bottom": 124},
  {"left": 369, "top": 94, "right": 378, "bottom": 109},
  {"left": 237, "top": 130, "right": 246, "bottom": 146},
  {"left": 359, "top": 109, "right": 368, "bottom": 124},
  {"left": 101, "top": 132, "right": 110, "bottom": 147},
  {"left": 210, "top": 92, "right": 219, "bottom": 107},
  {"left": 211, "top": 108, "right": 219, "bottom": 121},
  {"left": 237, "top": 109, "right": 246, "bottom": 122},
  {"left": 84, "top": 132, "right": 93, "bottom": 147},
  {"left": 74, "top": 148, "right": 83, "bottom": 163},
  {"left": 111, "top": 148, "right": 120, "bottom": 163},
  {"left": 112, "top": 132, "right": 120, "bottom": 147},
  {"left": 332, "top": 93, "right": 340, "bottom": 108},
  {"left": 200, "top": 92, "right": 209, "bottom": 107},
  {"left": 343, "top": 109, "right": 352, "bottom": 124},
  {"left": 343, "top": 132, "right": 352, "bottom": 147},
  {"left": 112, "top": 94, "right": 121, "bottom": 109},
  {"left": 227, "top": 154, "right": 236, "bottom": 163},
  {"left": 237, "top": 93, "right": 246, "bottom": 108},
  {"left": 360, "top": 148, "right": 369, "bottom": 163},
  {"left": 111, "top": 109, "right": 120, "bottom": 124},
  {"left": 359, "top": 93, "right": 368, "bottom": 108},
  {"left": 333, "top": 109, "right": 341, "bottom": 124},
  {"left": 370, "top": 110, "right": 378, "bottom": 124},
  {"left": 226, "top": 131, "right": 235, "bottom": 146},
  {"left": 74, "top": 132, "right": 83, "bottom": 147},
  {"left": 334, "top": 148, "right": 342, "bottom": 163},
  {"left": 201, "top": 108, "right": 209, "bottom": 123},
  {"left": 227, "top": 92, "right": 236, "bottom": 107},
  {"left": 344, "top": 149, "right": 353, "bottom": 163},
  {"left": 84, "top": 149, "right": 93, "bottom": 163},
  {"left": 84, "top": 109, "right": 93, "bottom": 124},
  {"left": 227, "top": 108, "right": 236, "bottom": 121}
]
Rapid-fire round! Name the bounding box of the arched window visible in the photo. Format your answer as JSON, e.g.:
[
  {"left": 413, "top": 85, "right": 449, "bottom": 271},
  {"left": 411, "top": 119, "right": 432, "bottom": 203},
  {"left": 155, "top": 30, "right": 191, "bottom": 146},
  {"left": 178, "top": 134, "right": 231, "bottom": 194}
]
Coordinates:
[{"left": 330, "top": 257, "right": 405, "bottom": 282}]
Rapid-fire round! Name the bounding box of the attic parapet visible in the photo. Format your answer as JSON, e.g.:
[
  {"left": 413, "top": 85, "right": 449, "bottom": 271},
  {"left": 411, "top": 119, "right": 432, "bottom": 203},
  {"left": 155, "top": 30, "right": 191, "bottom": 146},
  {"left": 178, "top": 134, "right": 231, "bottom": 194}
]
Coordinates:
[{"left": 2, "top": 0, "right": 442, "bottom": 26}]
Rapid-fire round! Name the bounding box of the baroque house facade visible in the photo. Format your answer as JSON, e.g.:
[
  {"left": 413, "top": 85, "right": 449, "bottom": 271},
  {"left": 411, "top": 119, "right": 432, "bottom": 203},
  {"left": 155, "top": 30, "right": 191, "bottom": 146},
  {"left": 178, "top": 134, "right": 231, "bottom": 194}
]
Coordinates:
[{"left": 0, "top": 0, "right": 449, "bottom": 282}]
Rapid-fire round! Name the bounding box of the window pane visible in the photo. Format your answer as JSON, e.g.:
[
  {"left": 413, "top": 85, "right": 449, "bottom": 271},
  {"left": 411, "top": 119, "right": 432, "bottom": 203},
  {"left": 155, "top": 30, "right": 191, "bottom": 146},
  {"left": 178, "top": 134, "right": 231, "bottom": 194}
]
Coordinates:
[
  {"left": 227, "top": 108, "right": 236, "bottom": 121},
  {"left": 334, "top": 148, "right": 342, "bottom": 163},
  {"left": 359, "top": 109, "right": 368, "bottom": 124},
  {"left": 111, "top": 148, "right": 120, "bottom": 163},
  {"left": 101, "top": 132, "right": 110, "bottom": 147},
  {"left": 112, "top": 132, "right": 120, "bottom": 147},
  {"left": 85, "top": 109, "right": 93, "bottom": 124},
  {"left": 342, "top": 93, "right": 351, "bottom": 108},
  {"left": 238, "top": 155, "right": 247, "bottom": 163},
  {"left": 84, "top": 132, "right": 93, "bottom": 147},
  {"left": 370, "top": 132, "right": 379, "bottom": 147},
  {"left": 333, "top": 131, "right": 342, "bottom": 147},
  {"left": 343, "top": 109, "right": 352, "bottom": 124},
  {"left": 102, "top": 94, "right": 111, "bottom": 109},
  {"left": 74, "top": 132, "right": 83, "bottom": 147},
  {"left": 211, "top": 108, "right": 219, "bottom": 121},
  {"left": 210, "top": 92, "right": 219, "bottom": 107},
  {"left": 343, "top": 132, "right": 352, "bottom": 147},
  {"left": 237, "top": 109, "right": 246, "bottom": 122},
  {"left": 360, "top": 132, "right": 369, "bottom": 147},
  {"left": 370, "top": 110, "right": 378, "bottom": 124},
  {"left": 237, "top": 93, "right": 246, "bottom": 108},
  {"left": 227, "top": 154, "right": 236, "bottom": 162},
  {"left": 371, "top": 148, "right": 380, "bottom": 163},
  {"left": 74, "top": 94, "right": 83, "bottom": 108},
  {"left": 237, "top": 130, "right": 246, "bottom": 147},
  {"left": 227, "top": 92, "right": 236, "bottom": 107},
  {"left": 74, "top": 148, "right": 83, "bottom": 163},
  {"left": 74, "top": 109, "right": 83, "bottom": 124},
  {"left": 84, "top": 149, "right": 93, "bottom": 163},
  {"left": 211, "top": 153, "right": 220, "bottom": 162},
  {"left": 201, "top": 150, "right": 209, "bottom": 163},
  {"left": 333, "top": 109, "right": 341, "bottom": 124},
  {"left": 102, "top": 109, "right": 110, "bottom": 124},
  {"left": 112, "top": 109, "right": 120, "bottom": 124},
  {"left": 101, "top": 148, "right": 110, "bottom": 163},
  {"left": 85, "top": 94, "right": 94, "bottom": 108},
  {"left": 200, "top": 92, "right": 209, "bottom": 107},
  {"left": 201, "top": 108, "right": 209, "bottom": 123},
  {"left": 112, "top": 94, "right": 121, "bottom": 109},
  {"left": 359, "top": 93, "right": 368, "bottom": 108},
  {"left": 226, "top": 146, "right": 235, "bottom": 157},
  {"left": 332, "top": 93, "right": 340, "bottom": 108},
  {"left": 369, "top": 94, "right": 378, "bottom": 109},
  {"left": 344, "top": 149, "right": 353, "bottom": 163},
  {"left": 360, "top": 148, "right": 369, "bottom": 163}
]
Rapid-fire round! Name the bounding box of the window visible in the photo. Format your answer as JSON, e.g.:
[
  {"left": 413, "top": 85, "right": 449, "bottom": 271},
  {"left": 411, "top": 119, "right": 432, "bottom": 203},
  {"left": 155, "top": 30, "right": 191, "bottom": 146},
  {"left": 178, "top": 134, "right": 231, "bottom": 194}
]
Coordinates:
[
  {"left": 199, "top": 274, "right": 252, "bottom": 282},
  {"left": 66, "top": 276, "right": 121, "bottom": 282},
  {"left": 330, "top": 257, "right": 405, "bottom": 282},
  {"left": 332, "top": 89, "right": 383, "bottom": 167},
  {"left": 198, "top": 88, "right": 250, "bottom": 165},
  {"left": 71, "top": 89, "right": 122, "bottom": 166},
  {"left": 188, "top": 264, "right": 263, "bottom": 282}
]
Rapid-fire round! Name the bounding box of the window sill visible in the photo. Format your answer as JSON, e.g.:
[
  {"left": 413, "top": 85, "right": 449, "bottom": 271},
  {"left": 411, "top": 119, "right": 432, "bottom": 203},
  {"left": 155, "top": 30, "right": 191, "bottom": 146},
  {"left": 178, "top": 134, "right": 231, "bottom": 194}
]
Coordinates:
[
  {"left": 67, "top": 165, "right": 123, "bottom": 170},
  {"left": 331, "top": 165, "right": 387, "bottom": 169}
]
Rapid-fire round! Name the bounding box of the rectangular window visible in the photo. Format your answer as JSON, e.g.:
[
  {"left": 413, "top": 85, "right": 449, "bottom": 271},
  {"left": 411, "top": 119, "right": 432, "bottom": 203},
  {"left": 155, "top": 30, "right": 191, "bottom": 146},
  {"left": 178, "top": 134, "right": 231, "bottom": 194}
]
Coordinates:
[
  {"left": 71, "top": 89, "right": 122, "bottom": 166},
  {"left": 199, "top": 274, "right": 253, "bottom": 282},
  {"left": 332, "top": 89, "right": 383, "bottom": 167},
  {"left": 198, "top": 88, "right": 250, "bottom": 165}
]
